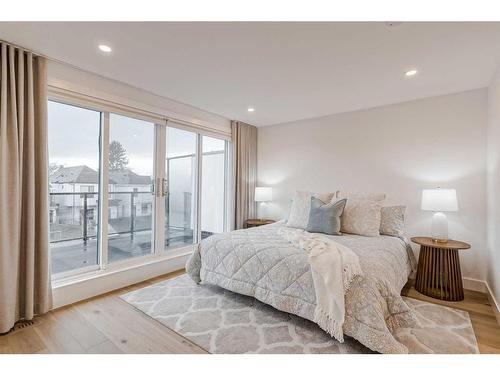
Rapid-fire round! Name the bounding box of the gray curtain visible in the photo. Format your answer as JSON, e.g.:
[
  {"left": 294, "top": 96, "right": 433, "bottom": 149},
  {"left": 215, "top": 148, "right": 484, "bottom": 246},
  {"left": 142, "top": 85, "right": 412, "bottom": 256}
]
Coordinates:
[
  {"left": 232, "top": 120, "right": 258, "bottom": 229},
  {"left": 0, "top": 43, "right": 52, "bottom": 334}
]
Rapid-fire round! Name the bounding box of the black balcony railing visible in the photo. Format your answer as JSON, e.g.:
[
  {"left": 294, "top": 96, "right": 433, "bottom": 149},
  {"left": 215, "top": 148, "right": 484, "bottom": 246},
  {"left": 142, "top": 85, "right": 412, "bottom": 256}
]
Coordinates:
[
  {"left": 49, "top": 190, "right": 195, "bottom": 244},
  {"left": 50, "top": 191, "right": 155, "bottom": 243}
]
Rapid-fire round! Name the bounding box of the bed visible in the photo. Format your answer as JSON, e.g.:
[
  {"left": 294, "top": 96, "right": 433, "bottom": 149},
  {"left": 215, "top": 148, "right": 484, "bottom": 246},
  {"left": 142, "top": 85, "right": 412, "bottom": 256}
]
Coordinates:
[{"left": 186, "top": 220, "right": 418, "bottom": 354}]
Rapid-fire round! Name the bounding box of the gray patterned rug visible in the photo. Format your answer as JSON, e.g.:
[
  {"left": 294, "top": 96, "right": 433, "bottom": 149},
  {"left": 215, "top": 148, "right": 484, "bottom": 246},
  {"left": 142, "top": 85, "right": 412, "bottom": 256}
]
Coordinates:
[{"left": 120, "top": 274, "right": 479, "bottom": 354}]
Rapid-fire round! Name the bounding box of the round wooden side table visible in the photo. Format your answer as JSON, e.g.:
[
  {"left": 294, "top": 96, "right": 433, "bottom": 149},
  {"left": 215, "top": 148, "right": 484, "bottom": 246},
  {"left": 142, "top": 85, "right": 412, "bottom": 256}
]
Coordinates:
[{"left": 411, "top": 237, "right": 470, "bottom": 301}]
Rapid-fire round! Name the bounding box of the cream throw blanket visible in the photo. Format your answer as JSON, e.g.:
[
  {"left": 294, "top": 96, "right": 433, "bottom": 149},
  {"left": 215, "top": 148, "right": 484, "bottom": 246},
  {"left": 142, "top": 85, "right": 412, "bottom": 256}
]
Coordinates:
[{"left": 278, "top": 227, "right": 363, "bottom": 342}]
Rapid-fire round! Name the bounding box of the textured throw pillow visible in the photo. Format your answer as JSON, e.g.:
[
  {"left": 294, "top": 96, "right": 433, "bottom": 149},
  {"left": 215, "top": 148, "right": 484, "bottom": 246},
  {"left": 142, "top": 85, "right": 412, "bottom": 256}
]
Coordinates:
[
  {"left": 340, "top": 192, "right": 386, "bottom": 237},
  {"left": 380, "top": 205, "right": 406, "bottom": 237},
  {"left": 286, "top": 190, "right": 339, "bottom": 229},
  {"left": 306, "top": 197, "right": 347, "bottom": 235}
]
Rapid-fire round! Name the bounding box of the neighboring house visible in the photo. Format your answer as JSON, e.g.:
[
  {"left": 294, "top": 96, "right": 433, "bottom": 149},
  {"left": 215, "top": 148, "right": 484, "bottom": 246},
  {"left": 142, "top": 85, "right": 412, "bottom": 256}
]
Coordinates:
[
  {"left": 49, "top": 166, "right": 152, "bottom": 240},
  {"left": 49, "top": 165, "right": 100, "bottom": 226},
  {"left": 108, "top": 169, "right": 153, "bottom": 219}
]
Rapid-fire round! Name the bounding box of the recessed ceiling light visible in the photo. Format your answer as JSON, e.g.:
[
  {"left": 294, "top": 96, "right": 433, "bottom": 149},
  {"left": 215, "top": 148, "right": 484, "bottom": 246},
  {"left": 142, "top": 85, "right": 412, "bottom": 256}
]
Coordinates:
[
  {"left": 385, "top": 22, "right": 403, "bottom": 28},
  {"left": 405, "top": 69, "right": 418, "bottom": 77},
  {"left": 247, "top": 107, "right": 255, "bottom": 112},
  {"left": 98, "top": 44, "right": 112, "bottom": 53}
]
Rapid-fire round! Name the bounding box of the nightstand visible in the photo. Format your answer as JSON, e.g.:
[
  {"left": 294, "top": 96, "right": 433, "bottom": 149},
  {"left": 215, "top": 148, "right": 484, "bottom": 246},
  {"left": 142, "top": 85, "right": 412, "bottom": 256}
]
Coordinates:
[
  {"left": 244, "top": 219, "right": 275, "bottom": 228},
  {"left": 411, "top": 236, "right": 470, "bottom": 301}
]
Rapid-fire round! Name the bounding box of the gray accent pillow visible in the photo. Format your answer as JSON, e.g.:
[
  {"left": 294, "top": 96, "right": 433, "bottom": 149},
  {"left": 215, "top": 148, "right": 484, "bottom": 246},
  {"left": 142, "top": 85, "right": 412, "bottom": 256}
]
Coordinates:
[
  {"left": 306, "top": 197, "right": 347, "bottom": 235},
  {"left": 380, "top": 205, "right": 407, "bottom": 237},
  {"left": 286, "top": 190, "right": 338, "bottom": 229}
]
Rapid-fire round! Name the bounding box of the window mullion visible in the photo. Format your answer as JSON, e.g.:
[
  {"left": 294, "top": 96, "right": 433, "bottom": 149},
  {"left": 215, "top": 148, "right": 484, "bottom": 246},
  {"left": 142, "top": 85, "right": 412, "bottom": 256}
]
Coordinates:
[
  {"left": 223, "top": 140, "right": 230, "bottom": 232},
  {"left": 195, "top": 133, "right": 203, "bottom": 243},
  {"left": 99, "top": 111, "right": 110, "bottom": 270},
  {"left": 154, "top": 123, "right": 166, "bottom": 255}
]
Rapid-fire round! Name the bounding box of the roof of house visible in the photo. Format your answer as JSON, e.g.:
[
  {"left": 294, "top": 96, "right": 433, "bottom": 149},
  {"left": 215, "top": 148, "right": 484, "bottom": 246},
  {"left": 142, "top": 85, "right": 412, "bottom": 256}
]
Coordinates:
[
  {"left": 109, "top": 169, "right": 151, "bottom": 185},
  {"left": 49, "top": 165, "right": 101, "bottom": 184},
  {"left": 50, "top": 166, "right": 151, "bottom": 185}
]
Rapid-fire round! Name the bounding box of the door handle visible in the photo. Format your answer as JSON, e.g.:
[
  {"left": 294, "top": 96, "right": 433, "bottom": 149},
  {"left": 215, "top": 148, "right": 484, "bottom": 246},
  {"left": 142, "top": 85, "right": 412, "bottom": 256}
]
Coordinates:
[
  {"left": 153, "top": 178, "right": 167, "bottom": 197},
  {"left": 162, "top": 178, "right": 168, "bottom": 197},
  {"left": 155, "top": 177, "right": 162, "bottom": 197}
]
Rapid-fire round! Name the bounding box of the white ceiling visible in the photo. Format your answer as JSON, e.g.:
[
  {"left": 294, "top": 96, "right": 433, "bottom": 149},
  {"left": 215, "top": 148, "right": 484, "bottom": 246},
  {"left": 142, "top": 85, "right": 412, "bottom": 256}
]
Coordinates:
[{"left": 1, "top": 22, "right": 500, "bottom": 126}]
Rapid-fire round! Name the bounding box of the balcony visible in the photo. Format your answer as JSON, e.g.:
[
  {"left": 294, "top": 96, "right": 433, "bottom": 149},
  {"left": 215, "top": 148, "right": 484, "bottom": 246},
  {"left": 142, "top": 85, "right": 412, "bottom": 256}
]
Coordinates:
[{"left": 49, "top": 191, "right": 212, "bottom": 275}]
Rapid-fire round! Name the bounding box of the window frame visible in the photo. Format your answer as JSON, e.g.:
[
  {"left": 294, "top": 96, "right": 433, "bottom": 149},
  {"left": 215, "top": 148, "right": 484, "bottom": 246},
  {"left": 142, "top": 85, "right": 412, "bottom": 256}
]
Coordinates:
[
  {"left": 47, "top": 91, "right": 231, "bottom": 285},
  {"left": 200, "top": 135, "right": 230, "bottom": 236},
  {"left": 47, "top": 100, "right": 103, "bottom": 281},
  {"left": 164, "top": 126, "right": 199, "bottom": 251}
]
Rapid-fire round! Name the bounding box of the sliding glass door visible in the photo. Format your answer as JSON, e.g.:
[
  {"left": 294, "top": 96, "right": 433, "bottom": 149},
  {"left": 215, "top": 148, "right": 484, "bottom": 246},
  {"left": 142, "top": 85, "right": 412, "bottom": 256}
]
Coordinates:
[
  {"left": 165, "top": 127, "right": 197, "bottom": 249},
  {"left": 107, "top": 114, "right": 156, "bottom": 263},
  {"left": 201, "top": 136, "right": 227, "bottom": 236},
  {"left": 47, "top": 98, "right": 229, "bottom": 280},
  {"left": 48, "top": 101, "right": 102, "bottom": 275}
]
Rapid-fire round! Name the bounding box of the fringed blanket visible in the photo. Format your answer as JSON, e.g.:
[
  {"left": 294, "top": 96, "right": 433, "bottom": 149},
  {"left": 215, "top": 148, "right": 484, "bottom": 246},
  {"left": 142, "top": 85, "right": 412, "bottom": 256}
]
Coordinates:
[{"left": 278, "top": 227, "right": 362, "bottom": 342}]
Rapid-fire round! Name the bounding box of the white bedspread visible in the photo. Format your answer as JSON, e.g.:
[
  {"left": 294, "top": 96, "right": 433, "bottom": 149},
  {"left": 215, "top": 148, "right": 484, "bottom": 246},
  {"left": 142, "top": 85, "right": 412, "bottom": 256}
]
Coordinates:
[{"left": 187, "top": 221, "right": 418, "bottom": 353}]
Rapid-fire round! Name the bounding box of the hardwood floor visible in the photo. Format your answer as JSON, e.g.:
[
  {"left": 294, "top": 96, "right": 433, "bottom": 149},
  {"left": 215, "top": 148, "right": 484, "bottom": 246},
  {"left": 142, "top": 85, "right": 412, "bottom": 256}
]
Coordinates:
[
  {"left": 0, "top": 270, "right": 204, "bottom": 354},
  {"left": 1, "top": 271, "right": 499, "bottom": 354}
]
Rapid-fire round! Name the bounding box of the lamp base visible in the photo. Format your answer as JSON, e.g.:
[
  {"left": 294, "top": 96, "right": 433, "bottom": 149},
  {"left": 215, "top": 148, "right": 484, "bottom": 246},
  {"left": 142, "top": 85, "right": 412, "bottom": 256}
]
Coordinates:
[
  {"left": 431, "top": 212, "right": 449, "bottom": 243},
  {"left": 258, "top": 202, "right": 268, "bottom": 222}
]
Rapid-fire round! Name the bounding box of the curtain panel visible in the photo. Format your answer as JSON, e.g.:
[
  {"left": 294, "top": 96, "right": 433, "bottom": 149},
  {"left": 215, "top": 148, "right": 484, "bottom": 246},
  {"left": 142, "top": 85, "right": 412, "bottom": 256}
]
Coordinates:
[
  {"left": 0, "top": 43, "right": 52, "bottom": 334},
  {"left": 231, "top": 121, "right": 257, "bottom": 229}
]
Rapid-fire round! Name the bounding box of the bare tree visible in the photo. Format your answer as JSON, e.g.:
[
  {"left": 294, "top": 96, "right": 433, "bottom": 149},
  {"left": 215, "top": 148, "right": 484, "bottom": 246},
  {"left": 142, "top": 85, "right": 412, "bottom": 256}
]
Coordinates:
[{"left": 109, "top": 140, "right": 129, "bottom": 170}]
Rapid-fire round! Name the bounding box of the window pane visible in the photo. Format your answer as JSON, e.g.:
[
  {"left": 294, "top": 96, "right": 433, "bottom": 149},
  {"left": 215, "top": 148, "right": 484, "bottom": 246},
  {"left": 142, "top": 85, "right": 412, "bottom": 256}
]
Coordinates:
[
  {"left": 201, "top": 136, "right": 226, "bottom": 236},
  {"left": 48, "top": 101, "right": 101, "bottom": 275},
  {"left": 166, "top": 127, "right": 196, "bottom": 249},
  {"left": 108, "top": 114, "right": 155, "bottom": 263}
]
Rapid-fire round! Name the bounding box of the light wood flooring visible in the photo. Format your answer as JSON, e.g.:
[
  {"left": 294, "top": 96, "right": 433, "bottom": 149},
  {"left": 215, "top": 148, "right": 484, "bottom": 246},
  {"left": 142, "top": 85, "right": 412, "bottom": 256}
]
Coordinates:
[{"left": 1, "top": 270, "right": 499, "bottom": 354}]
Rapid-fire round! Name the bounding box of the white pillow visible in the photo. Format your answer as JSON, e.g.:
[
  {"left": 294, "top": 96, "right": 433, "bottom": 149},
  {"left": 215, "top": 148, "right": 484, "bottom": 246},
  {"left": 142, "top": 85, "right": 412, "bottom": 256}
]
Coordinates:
[
  {"left": 380, "top": 205, "right": 407, "bottom": 237},
  {"left": 286, "top": 190, "right": 339, "bottom": 229},
  {"left": 340, "top": 192, "right": 386, "bottom": 237}
]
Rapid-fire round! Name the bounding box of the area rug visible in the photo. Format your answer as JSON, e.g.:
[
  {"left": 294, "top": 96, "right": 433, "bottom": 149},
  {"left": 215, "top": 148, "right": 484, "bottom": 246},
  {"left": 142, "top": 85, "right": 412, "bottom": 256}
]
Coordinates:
[{"left": 120, "top": 274, "right": 479, "bottom": 354}]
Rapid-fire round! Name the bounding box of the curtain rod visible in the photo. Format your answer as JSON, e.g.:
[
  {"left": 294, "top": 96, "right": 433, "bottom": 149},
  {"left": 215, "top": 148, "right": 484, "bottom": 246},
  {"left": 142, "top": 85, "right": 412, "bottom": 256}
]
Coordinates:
[
  {"left": 0, "top": 36, "right": 233, "bottom": 127},
  {"left": 0, "top": 37, "right": 92, "bottom": 74},
  {"left": 0, "top": 37, "right": 43, "bottom": 57},
  {"left": 0, "top": 37, "right": 110, "bottom": 77}
]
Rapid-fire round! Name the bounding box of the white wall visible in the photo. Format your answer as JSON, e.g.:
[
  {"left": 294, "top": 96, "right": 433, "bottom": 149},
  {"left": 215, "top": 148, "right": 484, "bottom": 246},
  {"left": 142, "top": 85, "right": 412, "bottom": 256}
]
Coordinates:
[
  {"left": 47, "top": 61, "right": 231, "bottom": 136},
  {"left": 258, "top": 89, "right": 488, "bottom": 283},
  {"left": 487, "top": 68, "right": 500, "bottom": 308}
]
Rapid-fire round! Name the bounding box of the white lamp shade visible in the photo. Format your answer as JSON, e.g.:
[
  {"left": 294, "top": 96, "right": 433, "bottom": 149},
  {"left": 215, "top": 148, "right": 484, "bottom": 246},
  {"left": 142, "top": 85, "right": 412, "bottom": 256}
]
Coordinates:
[
  {"left": 255, "top": 187, "right": 272, "bottom": 202},
  {"left": 421, "top": 188, "right": 458, "bottom": 212}
]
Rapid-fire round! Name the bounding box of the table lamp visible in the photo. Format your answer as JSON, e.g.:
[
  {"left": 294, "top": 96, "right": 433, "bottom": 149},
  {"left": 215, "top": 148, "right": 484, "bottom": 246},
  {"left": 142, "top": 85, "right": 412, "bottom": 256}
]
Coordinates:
[
  {"left": 254, "top": 187, "right": 272, "bottom": 221},
  {"left": 421, "top": 188, "right": 458, "bottom": 243}
]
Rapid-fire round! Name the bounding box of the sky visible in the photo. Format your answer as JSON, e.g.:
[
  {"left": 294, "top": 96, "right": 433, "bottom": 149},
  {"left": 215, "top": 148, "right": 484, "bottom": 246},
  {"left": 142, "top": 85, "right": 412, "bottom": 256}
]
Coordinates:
[
  {"left": 48, "top": 100, "right": 102, "bottom": 170},
  {"left": 48, "top": 101, "right": 225, "bottom": 177}
]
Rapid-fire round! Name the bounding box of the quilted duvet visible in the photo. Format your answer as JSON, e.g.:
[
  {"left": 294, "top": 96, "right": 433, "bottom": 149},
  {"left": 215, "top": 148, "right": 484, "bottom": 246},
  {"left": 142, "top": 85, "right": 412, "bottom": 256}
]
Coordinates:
[{"left": 186, "top": 221, "right": 418, "bottom": 353}]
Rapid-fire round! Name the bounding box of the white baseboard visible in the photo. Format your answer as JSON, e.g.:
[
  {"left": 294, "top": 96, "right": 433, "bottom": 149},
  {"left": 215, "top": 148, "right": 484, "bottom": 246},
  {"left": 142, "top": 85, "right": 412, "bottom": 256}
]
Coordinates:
[
  {"left": 485, "top": 281, "right": 500, "bottom": 325},
  {"left": 52, "top": 251, "right": 191, "bottom": 309},
  {"left": 462, "top": 277, "right": 488, "bottom": 293},
  {"left": 462, "top": 277, "right": 500, "bottom": 325}
]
